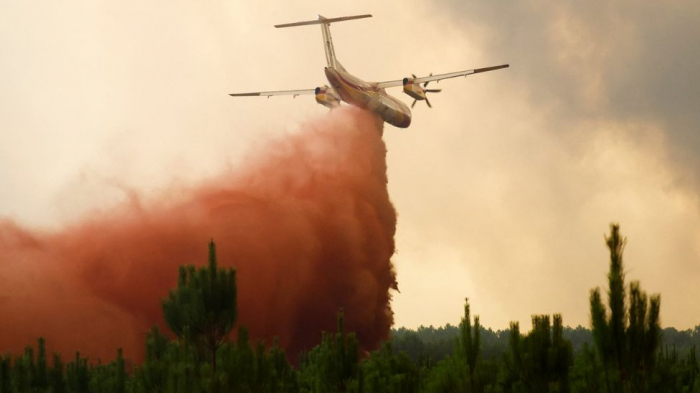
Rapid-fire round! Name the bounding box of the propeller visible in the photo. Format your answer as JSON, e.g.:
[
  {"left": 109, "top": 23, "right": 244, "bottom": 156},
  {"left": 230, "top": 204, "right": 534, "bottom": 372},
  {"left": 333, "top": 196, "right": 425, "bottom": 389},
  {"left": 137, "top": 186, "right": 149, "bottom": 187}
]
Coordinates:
[{"left": 411, "top": 73, "right": 442, "bottom": 108}]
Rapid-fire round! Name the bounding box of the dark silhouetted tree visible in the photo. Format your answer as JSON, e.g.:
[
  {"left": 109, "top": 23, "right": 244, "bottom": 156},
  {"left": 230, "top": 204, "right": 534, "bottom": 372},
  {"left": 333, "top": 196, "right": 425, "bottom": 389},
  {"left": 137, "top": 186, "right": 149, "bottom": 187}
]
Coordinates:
[
  {"left": 66, "top": 352, "right": 89, "bottom": 393},
  {"left": 298, "top": 310, "right": 359, "bottom": 392},
  {"left": 458, "top": 298, "right": 481, "bottom": 391},
  {"left": 504, "top": 314, "right": 573, "bottom": 392},
  {"left": 162, "top": 240, "right": 237, "bottom": 372},
  {"left": 49, "top": 353, "right": 66, "bottom": 393},
  {"left": 590, "top": 223, "right": 661, "bottom": 392},
  {"left": 0, "top": 354, "right": 10, "bottom": 393}
]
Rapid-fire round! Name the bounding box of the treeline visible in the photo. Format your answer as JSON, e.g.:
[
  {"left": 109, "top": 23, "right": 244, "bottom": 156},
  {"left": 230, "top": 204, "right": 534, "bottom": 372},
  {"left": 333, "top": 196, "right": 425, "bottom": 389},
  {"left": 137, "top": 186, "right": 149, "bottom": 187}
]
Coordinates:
[
  {"left": 0, "top": 224, "right": 699, "bottom": 392},
  {"left": 391, "top": 324, "right": 700, "bottom": 365}
]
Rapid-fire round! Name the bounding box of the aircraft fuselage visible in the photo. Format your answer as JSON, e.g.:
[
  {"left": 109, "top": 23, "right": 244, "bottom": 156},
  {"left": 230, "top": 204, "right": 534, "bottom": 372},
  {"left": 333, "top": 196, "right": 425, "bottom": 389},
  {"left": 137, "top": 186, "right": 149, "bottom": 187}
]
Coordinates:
[{"left": 324, "top": 67, "right": 412, "bottom": 128}]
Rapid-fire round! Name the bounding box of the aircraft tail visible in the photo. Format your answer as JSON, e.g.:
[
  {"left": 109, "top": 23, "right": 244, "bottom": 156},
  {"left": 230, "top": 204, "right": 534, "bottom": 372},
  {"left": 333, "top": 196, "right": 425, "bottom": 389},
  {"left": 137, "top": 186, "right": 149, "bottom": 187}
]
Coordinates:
[{"left": 275, "top": 14, "right": 372, "bottom": 70}]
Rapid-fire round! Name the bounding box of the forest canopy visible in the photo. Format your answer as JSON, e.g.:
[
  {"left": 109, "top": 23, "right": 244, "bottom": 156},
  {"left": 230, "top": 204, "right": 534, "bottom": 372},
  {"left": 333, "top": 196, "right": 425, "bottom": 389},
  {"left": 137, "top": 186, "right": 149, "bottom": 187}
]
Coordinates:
[{"left": 1, "top": 225, "right": 698, "bottom": 392}]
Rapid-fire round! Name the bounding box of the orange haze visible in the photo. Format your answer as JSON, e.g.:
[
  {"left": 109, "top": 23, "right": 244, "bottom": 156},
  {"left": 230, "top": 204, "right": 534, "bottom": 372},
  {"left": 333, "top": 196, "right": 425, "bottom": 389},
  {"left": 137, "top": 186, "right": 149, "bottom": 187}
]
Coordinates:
[{"left": 0, "top": 107, "right": 398, "bottom": 362}]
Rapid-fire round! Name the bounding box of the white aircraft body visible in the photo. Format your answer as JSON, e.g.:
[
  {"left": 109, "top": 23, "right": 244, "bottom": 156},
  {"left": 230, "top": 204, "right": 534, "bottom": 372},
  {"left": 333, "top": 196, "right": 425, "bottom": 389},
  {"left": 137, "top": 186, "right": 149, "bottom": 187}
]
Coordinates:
[{"left": 229, "top": 14, "right": 509, "bottom": 128}]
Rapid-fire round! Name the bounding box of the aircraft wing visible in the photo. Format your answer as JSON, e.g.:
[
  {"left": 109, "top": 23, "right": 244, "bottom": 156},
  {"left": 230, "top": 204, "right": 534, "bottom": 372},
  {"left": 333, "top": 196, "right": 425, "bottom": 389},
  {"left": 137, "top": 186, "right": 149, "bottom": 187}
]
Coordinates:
[
  {"left": 374, "top": 64, "right": 509, "bottom": 88},
  {"left": 229, "top": 88, "right": 316, "bottom": 98}
]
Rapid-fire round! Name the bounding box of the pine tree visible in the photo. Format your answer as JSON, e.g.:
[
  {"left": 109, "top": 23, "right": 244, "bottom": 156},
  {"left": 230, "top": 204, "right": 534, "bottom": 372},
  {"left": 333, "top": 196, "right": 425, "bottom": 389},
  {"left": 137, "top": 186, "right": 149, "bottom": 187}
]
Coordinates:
[
  {"left": 504, "top": 315, "right": 573, "bottom": 392},
  {"left": 458, "top": 298, "right": 480, "bottom": 391},
  {"left": 162, "top": 240, "right": 237, "bottom": 373},
  {"left": 49, "top": 353, "right": 66, "bottom": 393},
  {"left": 66, "top": 352, "right": 89, "bottom": 393},
  {"left": 115, "top": 348, "right": 126, "bottom": 393},
  {"left": 136, "top": 325, "right": 169, "bottom": 393},
  {"left": 0, "top": 354, "right": 10, "bottom": 393},
  {"left": 34, "top": 337, "right": 48, "bottom": 390},
  {"left": 590, "top": 223, "right": 661, "bottom": 391},
  {"left": 298, "top": 310, "right": 359, "bottom": 392}
]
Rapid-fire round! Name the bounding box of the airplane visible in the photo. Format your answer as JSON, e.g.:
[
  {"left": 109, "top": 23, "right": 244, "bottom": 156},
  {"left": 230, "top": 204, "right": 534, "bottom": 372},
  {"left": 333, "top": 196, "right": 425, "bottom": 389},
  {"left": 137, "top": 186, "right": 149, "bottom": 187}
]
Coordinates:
[{"left": 229, "top": 14, "right": 509, "bottom": 128}]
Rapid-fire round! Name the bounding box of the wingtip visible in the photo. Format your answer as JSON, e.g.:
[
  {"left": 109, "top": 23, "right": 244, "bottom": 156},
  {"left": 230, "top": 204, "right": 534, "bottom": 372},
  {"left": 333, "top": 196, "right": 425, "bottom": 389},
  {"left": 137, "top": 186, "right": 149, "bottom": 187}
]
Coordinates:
[{"left": 474, "top": 64, "right": 510, "bottom": 73}]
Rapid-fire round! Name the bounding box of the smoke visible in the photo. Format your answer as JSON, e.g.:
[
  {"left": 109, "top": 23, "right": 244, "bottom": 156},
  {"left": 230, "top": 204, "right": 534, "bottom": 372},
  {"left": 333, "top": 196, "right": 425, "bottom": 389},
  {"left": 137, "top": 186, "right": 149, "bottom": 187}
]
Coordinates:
[{"left": 0, "top": 106, "right": 398, "bottom": 361}]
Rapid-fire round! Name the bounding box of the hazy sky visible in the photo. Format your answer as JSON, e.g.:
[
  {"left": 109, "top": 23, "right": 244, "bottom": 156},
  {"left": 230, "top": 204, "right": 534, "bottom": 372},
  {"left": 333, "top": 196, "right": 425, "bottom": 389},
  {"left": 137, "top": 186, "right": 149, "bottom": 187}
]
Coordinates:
[{"left": 1, "top": 1, "right": 699, "bottom": 331}]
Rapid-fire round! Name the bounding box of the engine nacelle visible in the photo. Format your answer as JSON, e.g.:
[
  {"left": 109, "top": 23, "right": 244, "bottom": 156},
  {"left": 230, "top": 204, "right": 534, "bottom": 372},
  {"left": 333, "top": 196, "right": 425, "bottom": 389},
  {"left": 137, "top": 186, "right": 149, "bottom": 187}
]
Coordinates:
[
  {"left": 402, "top": 77, "right": 426, "bottom": 101},
  {"left": 315, "top": 86, "right": 341, "bottom": 109}
]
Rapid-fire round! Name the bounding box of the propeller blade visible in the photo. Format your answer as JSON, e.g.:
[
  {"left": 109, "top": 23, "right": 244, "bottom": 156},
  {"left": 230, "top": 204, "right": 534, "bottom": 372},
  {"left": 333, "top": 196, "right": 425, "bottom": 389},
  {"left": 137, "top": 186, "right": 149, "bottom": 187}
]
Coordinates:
[
  {"left": 423, "top": 73, "right": 433, "bottom": 88},
  {"left": 411, "top": 99, "right": 417, "bottom": 108},
  {"left": 426, "top": 89, "right": 442, "bottom": 93},
  {"left": 426, "top": 97, "right": 432, "bottom": 108}
]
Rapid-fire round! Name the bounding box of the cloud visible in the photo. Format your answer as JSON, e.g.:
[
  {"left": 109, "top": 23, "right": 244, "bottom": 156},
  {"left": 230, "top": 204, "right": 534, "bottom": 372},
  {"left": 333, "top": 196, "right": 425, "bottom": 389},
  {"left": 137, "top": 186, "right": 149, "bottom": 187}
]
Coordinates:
[
  {"left": 388, "top": 0, "right": 700, "bottom": 329},
  {"left": 442, "top": 0, "right": 700, "bottom": 179}
]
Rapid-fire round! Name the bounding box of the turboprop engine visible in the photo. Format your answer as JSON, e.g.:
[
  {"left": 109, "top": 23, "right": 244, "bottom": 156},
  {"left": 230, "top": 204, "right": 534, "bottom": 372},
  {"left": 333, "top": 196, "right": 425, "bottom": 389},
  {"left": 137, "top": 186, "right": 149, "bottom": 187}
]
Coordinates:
[
  {"left": 402, "top": 74, "right": 442, "bottom": 108},
  {"left": 315, "top": 86, "right": 341, "bottom": 109}
]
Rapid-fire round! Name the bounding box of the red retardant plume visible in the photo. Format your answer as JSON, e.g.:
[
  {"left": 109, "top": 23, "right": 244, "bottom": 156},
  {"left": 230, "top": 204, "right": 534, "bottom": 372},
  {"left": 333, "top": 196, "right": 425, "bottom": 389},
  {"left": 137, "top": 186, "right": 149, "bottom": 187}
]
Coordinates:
[{"left": 0, "top": 107, "right": 398, "bottom": 362}]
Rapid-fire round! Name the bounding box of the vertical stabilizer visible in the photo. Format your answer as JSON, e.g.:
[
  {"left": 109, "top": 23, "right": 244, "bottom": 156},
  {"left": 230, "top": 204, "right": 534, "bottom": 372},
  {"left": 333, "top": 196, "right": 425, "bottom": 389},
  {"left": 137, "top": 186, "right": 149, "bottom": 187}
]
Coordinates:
[
  {"left": 319, "top": 15, "right": 338, "bottom": 69},
  {"left": 274, "top": 14, "right": 372, "bottom": 71}
]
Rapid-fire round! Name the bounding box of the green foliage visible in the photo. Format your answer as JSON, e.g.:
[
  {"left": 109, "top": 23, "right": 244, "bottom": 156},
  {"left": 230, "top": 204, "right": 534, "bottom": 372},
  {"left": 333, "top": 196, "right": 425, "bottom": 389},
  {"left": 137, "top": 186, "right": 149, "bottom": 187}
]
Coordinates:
[
  {"left": 88, "top": 349, "right": 127, "bottom": 393},
  {"left": 66, "top": 352, "right": 89, "bottom": 393},
  {"left": 569, "top": 343, "right": 603, "bottom": 393},
  {"left": 423, "top": 354, "right": 471, "bottom": 393},
  {"left": 590, "top": 224, "right": 662, "bottom": 392},
  {"left": 298, "top": 310, "right": 359, "bottom": 392},
  {"left": 360, "top": 342, "right": 422, "bottom": 393},
  {"left": 133, "top": 326, "right": 169, "bottom": 393},
  {"left": 162, "top": 240, "right": 237, "bottom": 372},
  {"left": 392, "top": 325, "right": 458, "bottom": 364},
  {"left": 392, "top": 324, "right": 511, "bottom": 365},
  {"left": 49, "top": 352, "right": 66, "bottom": 393},
  {"left": 35, "top": 338, "right": 48, "bottom": 390},
  {"left": 648, "top": 345, "right": 700, "bottom": 393},
  {"left": 503, "top": 315, "right": 573, "bottom": 392},
  {"left": 1, "top": 229, "right": 698, "bottom": 392},
  {"left": 421, "top": 298, "right": 504, "bottom": 393},
  {"left": 459, "top": 298, "right": 481, "bottom": 391},
  {"left": 0, "top": 354, "right": 10, "bottom": 393}
]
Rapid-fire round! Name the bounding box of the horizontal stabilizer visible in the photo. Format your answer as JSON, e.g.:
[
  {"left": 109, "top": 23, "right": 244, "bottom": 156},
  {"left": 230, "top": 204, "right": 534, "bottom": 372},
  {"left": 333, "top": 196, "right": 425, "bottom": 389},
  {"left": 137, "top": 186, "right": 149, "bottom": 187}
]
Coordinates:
[
  {"left": 229, "top": 88, "right": 316, "bottom": 98},
  {"left": 275, "top": 14, "right": 372, "bottom": 28}
]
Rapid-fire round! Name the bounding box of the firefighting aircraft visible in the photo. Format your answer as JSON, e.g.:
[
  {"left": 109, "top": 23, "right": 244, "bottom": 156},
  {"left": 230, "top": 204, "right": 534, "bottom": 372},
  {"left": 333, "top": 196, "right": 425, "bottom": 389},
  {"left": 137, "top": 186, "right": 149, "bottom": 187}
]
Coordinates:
[{"left": 229, "top": 14, "right": 509, "bottom": 128}]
